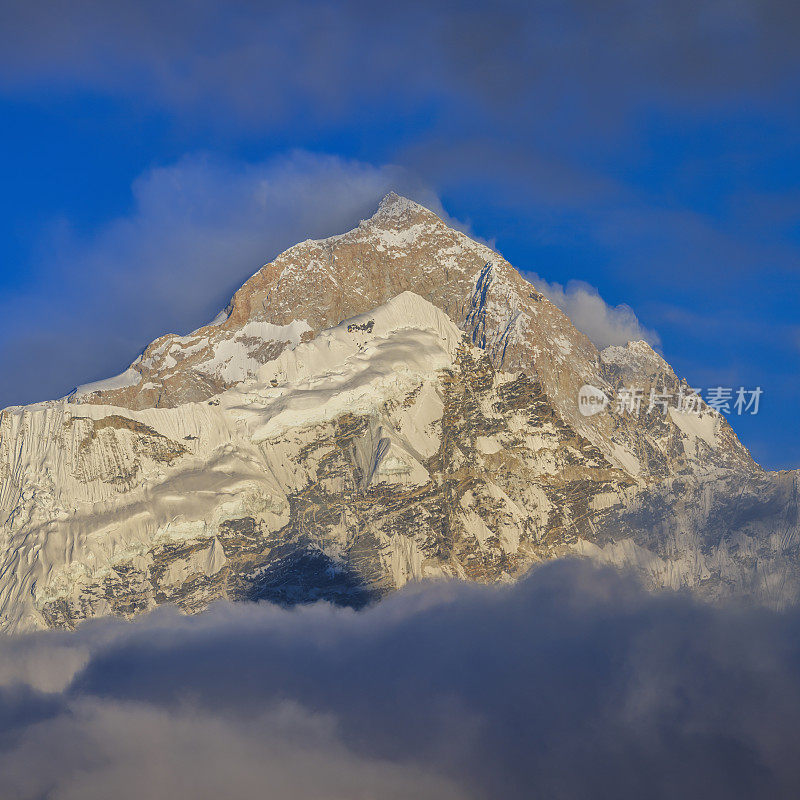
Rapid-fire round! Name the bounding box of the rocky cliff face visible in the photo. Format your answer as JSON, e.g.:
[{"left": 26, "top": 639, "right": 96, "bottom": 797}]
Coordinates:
[{"left": 0, "top": 196, "right": 796, "bottom": 631}]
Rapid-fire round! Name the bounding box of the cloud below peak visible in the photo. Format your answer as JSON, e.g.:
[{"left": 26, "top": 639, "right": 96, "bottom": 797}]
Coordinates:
[{"left": 1, "top": 561, "right": 800, "bottom": 799}]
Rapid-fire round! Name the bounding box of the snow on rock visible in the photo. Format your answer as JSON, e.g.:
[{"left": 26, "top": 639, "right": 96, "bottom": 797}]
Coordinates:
[
  {"left": 0, "top": 293, "right": 471, "bottom": 630},
  {"left": 669, "top": 407, "right": 719, "bottom": 452},
  {"left": 71, "top": 367, "right": 142, "bottom": 399},
  {"left": 195, "top": 319, "right": 312, "bottom": 383},
  {"left": 223, "top": 293, "right": 462, "bottom": 441}
]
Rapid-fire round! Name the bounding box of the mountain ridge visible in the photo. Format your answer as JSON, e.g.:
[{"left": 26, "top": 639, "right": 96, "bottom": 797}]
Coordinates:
[
  {"left": 64, "top": 192, "right": 757, "bottom": 478},
  {"left": 0, "top": 194, "right": 795, "bottom": 632}
]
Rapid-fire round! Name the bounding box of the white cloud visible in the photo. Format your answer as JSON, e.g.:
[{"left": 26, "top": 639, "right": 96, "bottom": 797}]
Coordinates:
[{"left": 527, "top": 273, "right": 661, "bottom": 348}]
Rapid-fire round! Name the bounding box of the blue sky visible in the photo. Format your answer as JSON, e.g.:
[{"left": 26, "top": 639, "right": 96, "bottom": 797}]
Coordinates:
[{"left": 0, "top": 0, "right": 798, "bottom": 468}]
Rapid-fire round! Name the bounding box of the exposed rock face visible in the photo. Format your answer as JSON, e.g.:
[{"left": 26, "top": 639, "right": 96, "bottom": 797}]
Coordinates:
[
  {"left": 0, "top": 196, "right": 796, "bottom": 631},
  {"left": 74, "top": 193, "right": 755, "bottom": 478}
]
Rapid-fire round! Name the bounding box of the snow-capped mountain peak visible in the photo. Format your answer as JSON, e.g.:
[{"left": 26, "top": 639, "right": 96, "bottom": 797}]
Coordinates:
[{"left": 0, "top": 195, "right": 795, "bottom": 632}]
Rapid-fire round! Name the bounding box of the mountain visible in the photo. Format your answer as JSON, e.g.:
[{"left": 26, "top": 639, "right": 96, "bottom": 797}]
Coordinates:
[{"left": 0, "top": 194, "right": 797, "bottom": 631}]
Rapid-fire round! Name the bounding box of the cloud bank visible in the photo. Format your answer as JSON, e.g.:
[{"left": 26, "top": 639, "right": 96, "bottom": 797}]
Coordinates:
[
  {"left": 2, "top": 0, "right": 797, "bottom": 123},
  {"left": 1, "top": 560, "right": 800, "bottom": 799}
]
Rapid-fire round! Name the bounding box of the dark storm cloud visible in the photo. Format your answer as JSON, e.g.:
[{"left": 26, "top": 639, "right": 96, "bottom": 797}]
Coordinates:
[
  {"left": 1, "top": 0, "right": 798, "bottom": 122},
  {"left": 2, "top": 561, "right": 800, "bottom": 799}
]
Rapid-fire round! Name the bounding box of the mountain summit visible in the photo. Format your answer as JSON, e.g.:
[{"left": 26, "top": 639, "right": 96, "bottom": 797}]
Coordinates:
[{"left": 0, "top": 195, "right": 796, "bottom": 631}]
